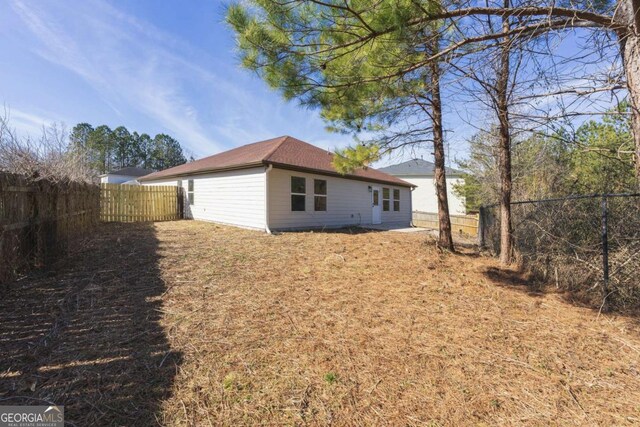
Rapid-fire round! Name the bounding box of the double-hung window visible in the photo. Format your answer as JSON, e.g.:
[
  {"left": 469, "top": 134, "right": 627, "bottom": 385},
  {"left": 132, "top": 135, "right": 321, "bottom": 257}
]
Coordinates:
[
  {"left": 393, "top": 189, "right": 400, "bottom": 211},
  {"left": 291, "top": 176, "right": 306, "bottom": 211},
  {"left": 314, "top": 179, "right": 327, "bottom": 211},
  {"left": 187, "top": 179, "right": 194, "bottom": 205},
  {"left": 382, "top": 188, "right": 390, "bottom": 211}
]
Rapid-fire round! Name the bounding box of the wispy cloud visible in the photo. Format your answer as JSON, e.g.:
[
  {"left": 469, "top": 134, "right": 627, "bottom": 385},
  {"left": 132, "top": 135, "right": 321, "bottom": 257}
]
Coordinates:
[
  {"left": 4, "top": 0, "right": 383, "bottom": 159},
  {"left": 10, "top": 0, "right": 226, "bottom": 153},
  {"left": 4, "top": 107, "right": 62, "bottom": 137}
]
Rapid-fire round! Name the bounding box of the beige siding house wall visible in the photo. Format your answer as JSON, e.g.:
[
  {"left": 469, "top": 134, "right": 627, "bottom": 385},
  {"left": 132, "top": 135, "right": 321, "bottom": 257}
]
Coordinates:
[
  {"left": 99, "top": 167, "right": 156, "bottom": 185},
  {"left": 379, "top": 159, "right": 466, "bottom": 216},
  {"left": 139, "top": 136, "right": 414, "bottom": 232},
  {"left": 267, "top": 168, "right": 411, "bottom": 230},
  {"left": 394, "top": 175, "right": 466, "bottom": 216},
  {"left": 100, "top": 174, "right": 133, "bottom": 184},
  {"left": 144, "top": 167, "right": 267, "bottom": 230}
]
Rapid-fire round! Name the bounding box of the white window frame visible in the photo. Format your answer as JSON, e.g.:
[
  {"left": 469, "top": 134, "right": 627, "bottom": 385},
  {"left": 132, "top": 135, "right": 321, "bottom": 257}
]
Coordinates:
[
  {"left": 187, "top": 179, "right": 194, "bottom": 205},
  {"left": 291, "top": 176, "right": 306, "bottom": 211},
  {"left": 393, "top": 188, "right": 400, "bottom": 211},
  {"left": 382, "top": 187, "right": 390, "bottom": 212},
  {"left": 314, "top": 179, "right": 327, "bottom": 211}
]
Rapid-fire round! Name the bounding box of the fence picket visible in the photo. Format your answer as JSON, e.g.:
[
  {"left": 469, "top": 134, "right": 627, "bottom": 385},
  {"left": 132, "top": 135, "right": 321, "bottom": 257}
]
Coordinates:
[
  {"left": 412, "top": 211, "right": 479, "bottom": 236},
  {"left": 99, "top": 184, "right": 182, "bottom": 223},
  {"left": 1, "top": 172, "right": 99, "bottom": 285}
]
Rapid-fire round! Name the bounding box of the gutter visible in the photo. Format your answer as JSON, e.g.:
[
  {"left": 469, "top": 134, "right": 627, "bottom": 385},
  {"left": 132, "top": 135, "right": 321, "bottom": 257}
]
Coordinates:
[
  {"left": 264, "top": 161, "right": 414, "bottom": 188},
  {"left": 141, "top": 160, "right": 414, "bottom": 189},
  {"left": 410, "top": 186, "right": 415, "bottom": 227},
  {"left": 138, "top": 161, "right": 265, "bottom": 182}
]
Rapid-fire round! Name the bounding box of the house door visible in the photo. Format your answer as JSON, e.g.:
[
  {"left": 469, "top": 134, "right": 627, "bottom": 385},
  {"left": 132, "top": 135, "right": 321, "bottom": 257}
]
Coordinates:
[{"left": 372, "top": 187, "right": 382, "bottom": 224}]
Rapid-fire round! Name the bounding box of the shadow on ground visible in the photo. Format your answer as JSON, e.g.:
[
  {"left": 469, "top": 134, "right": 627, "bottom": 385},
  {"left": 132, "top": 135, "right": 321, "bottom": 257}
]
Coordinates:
[
  {"left": 0, "top": 223, "right": 181, "bottom": 426},
  {"left": 482, "top": 266, "right": 545, "bottom": 297},
  {"left": 481, "top": 265, "right": 640, "bottom": 322}
]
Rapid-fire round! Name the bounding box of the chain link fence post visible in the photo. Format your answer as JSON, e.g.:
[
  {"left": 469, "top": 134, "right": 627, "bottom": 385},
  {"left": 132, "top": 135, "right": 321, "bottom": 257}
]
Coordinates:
[{"left": 601, "top": 195, "right": 610, "bottom": 312}]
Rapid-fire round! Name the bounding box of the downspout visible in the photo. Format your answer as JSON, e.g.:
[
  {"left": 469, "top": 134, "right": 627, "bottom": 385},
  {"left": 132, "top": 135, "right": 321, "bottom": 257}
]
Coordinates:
[
  {"left": 265, "top": 164, "right": 273, "bottom": 234},
  {"left": 410, "top": 186, "right": 415, "bottom": 227}
]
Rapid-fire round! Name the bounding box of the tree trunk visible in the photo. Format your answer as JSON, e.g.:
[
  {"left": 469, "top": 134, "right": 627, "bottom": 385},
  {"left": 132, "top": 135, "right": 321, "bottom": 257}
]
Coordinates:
[
  {"left": 496, "top": 0, "right": 514, "bottom": 265},
  {"left": 617, "top": 0, "right": 640, "bottom": 184},
  {"left": 429, "top": 46, "right": 455, "bottom": 252}
]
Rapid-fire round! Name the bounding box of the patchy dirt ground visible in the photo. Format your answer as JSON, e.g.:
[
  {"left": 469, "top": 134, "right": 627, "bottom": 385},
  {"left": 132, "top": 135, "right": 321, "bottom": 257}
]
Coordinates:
[{"left": 1, "top": 221, "right": 640, "bottom": 426}]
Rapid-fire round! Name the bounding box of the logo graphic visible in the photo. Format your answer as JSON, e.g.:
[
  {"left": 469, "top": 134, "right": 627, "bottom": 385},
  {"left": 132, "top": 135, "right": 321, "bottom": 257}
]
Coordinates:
[{"left": 0, "top": 405, "right": 64, "bottom": 427}]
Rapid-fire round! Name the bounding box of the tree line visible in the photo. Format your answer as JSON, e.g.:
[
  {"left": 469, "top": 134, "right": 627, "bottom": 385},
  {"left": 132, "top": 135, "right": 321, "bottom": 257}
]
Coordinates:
[
  {"left": 456, "top": 102, "right": 637, "bottom": 210},
  {"left": 70, "top": 123, "right": 190, "bottom": 174},
  {"left": 226, "top": 0, "right": 640, "bottom": 265}
]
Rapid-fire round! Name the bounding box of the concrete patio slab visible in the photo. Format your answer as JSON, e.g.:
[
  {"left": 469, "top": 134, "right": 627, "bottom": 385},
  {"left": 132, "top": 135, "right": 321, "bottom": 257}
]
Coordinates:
[{"left": 360, "top": 224, "right": 431, "bottom": 233}]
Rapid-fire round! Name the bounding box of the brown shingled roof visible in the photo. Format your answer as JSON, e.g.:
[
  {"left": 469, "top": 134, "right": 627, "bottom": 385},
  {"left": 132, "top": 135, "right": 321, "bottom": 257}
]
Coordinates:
[{"left": 139, "top": 136, "right": 413, "bottom": 187}]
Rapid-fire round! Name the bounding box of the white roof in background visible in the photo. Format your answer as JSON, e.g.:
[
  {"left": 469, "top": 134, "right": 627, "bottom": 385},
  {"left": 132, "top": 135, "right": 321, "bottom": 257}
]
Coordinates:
[
  {"left": 378, "top": 158, "right": 463, "bottom": 176},
  {"left": 99, "top": 167, "right": 155, "bottom": 178}
]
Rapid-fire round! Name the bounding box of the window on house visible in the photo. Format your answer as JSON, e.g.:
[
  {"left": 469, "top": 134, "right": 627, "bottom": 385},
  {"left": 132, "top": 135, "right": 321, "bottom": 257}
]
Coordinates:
[
  {"left": 382, "top": 187, "right": 390, "bottom": 211},
  {"left": 393, "top": 189, "right": 400, "bottom": 211},
  {"left": 187, "top": 179, "right": 194, "bottom": 205},
  {"left": 314, "top": 179, "right": 327, "bottom": 211},
  {"left": 291, "top": 176, "right": 306, "bottom": 211}
]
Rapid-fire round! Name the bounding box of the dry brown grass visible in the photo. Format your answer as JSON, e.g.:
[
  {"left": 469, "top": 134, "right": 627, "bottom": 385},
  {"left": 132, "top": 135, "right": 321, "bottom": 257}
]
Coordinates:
[
  {"left": 153, "top": 221, "right": 640, "bottom": 426},
  {"left": 2, "top": 220, "right": 640, "bottom": 426}
]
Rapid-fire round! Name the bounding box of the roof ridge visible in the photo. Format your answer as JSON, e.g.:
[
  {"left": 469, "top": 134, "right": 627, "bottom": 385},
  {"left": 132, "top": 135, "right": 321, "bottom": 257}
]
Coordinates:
[
  {"left": 262, "top": 135, "right": 290, "bottom": 162},
  {"left": 194, "top": 136, "right": 283, "bottom": 161},
  {"left": 140, "top": 135, "right": 414, "bottom": 186},
  {"left": 147, "top": 136, "right": 282, "bottom": 172}
]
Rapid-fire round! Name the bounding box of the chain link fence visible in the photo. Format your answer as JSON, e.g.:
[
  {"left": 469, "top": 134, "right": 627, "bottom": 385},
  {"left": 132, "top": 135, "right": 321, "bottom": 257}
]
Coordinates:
[{"left": 479, "top": 193, "right": 640, "bottom": 311}]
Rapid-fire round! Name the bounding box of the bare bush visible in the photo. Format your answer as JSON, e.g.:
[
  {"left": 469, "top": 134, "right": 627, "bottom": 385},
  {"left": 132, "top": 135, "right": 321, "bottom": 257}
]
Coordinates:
[
  {"left": 481, "top": 194, "right": 640, "bottom": 311},
  {"left": 0, "top": 115, "right": 96, "bottom": 183}
]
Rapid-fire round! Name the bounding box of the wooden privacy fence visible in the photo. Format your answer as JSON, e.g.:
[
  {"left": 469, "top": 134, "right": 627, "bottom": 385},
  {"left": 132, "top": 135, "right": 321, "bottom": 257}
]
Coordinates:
[
  {"left": 0, "top": 172, "right": 100, "bottom": 285},
  {"left": 100, "top": 184, "right": 183, "bottom": 222},
  {"left": 412, "top": 211, "right": 479, "bottom": 236}
]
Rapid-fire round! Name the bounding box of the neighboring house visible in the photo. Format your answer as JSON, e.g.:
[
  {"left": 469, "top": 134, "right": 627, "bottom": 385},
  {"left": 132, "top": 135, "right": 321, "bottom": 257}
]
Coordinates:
[
  {"left": 99, "top": 167, "right": 156, "bottom": 184},
  {"left": 139, "top": 136, "right": 414, "bottom": 231},
  {"left": 379, "top": 158, "right": 466, "bottom": 215}
]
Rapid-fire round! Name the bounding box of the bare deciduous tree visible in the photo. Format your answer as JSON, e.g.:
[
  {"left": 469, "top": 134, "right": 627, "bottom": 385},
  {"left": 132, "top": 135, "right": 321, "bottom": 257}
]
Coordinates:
[{"left": 0, "top": 114, "right": 95, "bottom": 183}]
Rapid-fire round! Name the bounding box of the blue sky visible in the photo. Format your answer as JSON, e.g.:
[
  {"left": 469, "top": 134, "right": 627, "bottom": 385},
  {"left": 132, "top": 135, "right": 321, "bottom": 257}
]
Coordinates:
[
  {"left": 0, "top": 1, "right": 618, "bottom": 168},
  {"left": 2, "top": 0, "right": 467, "bottom": 167}
]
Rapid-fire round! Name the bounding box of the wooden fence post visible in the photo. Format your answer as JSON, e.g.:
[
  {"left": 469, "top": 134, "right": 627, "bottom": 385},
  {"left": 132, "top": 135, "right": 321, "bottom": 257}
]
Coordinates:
[{"left": 478, "top": 206, "right": 485, "bottom": 248}]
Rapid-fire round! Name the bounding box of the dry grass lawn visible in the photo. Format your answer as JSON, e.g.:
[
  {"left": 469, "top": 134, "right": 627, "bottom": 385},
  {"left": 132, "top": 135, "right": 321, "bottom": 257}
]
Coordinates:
[{"left": 2, "top": 220, "right": 640, "bottom": 426}]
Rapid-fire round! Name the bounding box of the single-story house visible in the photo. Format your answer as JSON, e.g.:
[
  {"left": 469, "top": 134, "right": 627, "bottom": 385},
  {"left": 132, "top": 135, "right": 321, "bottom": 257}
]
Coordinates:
[
  {"left": 99, "top": 167, "right": 156, "bottom": 184},
  {"left": 139, "top": 136, "right": 414, "bottom": 231},
  {"left": 379, "top": 158, "right": 466, "bottom": 215}
]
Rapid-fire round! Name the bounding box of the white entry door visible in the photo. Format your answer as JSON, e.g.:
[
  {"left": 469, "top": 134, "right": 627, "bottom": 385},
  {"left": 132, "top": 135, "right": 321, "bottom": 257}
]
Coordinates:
[{"left": 372, "top": 187, "right": 382, "bottom": 224}]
